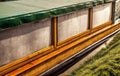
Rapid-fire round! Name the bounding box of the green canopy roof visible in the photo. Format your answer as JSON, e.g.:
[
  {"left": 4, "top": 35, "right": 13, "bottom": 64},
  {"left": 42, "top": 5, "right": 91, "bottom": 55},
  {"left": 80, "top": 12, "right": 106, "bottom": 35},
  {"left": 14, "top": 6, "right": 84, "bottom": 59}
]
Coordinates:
[{"left": 0, "top": 0, "right": 113, "bottom": 30}]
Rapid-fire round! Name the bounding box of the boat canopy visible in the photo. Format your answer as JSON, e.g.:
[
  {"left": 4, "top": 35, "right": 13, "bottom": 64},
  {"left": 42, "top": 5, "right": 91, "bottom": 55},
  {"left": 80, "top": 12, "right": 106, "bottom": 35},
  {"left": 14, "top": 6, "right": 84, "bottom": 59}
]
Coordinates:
[{"left": 0, "top": 0, "right": 113, "bottom": 30}]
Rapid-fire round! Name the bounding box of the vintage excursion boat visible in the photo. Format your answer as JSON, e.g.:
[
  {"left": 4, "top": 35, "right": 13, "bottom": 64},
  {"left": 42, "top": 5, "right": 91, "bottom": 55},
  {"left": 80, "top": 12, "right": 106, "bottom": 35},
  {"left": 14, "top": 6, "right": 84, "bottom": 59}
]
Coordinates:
[{"left": 0, "top": 0, "right": 119, "bottom": 76}]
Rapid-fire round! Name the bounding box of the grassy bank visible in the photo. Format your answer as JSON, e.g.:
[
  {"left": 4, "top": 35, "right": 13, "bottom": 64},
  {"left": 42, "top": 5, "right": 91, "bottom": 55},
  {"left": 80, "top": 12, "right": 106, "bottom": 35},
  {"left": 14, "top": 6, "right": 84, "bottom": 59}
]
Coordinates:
[{"left": 69, "top": 33, "right": 120, "bottom": 76}]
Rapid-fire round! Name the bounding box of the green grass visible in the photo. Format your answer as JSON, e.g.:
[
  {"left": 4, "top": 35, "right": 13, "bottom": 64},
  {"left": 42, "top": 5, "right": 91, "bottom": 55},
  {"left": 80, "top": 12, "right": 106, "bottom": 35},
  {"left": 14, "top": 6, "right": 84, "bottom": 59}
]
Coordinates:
[{"left": 69, "top": 33, "right": 120, "bottom": 76}]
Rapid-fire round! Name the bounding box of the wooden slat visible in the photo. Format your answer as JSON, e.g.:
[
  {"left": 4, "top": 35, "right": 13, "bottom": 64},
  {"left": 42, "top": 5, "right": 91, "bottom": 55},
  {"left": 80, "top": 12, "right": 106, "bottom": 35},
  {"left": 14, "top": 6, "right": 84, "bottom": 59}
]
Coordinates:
[
  {"left": 57, "top": 30, "right": 90, "bottom": 48},
  {"left": 21, "top": 24, "right": 120, "bottom": 76},
  {"left": 111, "top": 2, "right": 115, "bottom": 23},
  {"left": 91, "top": 20, "right": 112, "bottom": 33},
  {"left": 6, "top": 23, "right": 120, "bottom": 76},
  {"left": 0, "top": 46, "right": 53, "bottom": 75},
  {"left": 51, "top": 17, "right": 58, "bottom": 48},
  {"left": 89, "top": 8, "right": 93, "bottom": 30}
]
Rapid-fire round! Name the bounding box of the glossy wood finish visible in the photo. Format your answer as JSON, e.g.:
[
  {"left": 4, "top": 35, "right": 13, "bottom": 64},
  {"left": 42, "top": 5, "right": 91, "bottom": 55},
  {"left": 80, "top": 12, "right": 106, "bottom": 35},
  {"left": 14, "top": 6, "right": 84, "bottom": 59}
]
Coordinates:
[
  {"left": 6, "top": 23, "right": 120, "bottom": 76},
  {"left": 0, "top": 2, "right": 115, "bottom": 76},
  {"left": 89, "top": 8, "right": 93, "bottom": 30},
  {"left": 0, "top": 46, "right": 54, "bottom": 75},
  {"left": 51, "top": 17, "right": 58, "bottom": 48}
]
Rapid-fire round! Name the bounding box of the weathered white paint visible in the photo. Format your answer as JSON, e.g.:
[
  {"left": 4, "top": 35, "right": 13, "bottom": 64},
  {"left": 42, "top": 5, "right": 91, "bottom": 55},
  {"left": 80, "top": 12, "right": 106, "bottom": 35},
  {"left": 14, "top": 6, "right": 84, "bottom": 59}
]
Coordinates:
[
  {"left": 93, "top": 3, "right": 112, "bottom": 27},
  {"left": 58, "top": 9, "right": 88, "bottom": 42},
  {"left": 0, "top": 19, "right": 51, "bottom": 66}
]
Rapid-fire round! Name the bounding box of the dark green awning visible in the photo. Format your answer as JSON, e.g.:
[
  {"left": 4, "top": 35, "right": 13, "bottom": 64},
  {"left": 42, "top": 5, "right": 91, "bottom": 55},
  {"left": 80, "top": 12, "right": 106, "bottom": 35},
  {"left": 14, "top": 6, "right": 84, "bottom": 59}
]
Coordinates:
[{"left": 0, "top": 0, "right": 114, "bottom": 30}]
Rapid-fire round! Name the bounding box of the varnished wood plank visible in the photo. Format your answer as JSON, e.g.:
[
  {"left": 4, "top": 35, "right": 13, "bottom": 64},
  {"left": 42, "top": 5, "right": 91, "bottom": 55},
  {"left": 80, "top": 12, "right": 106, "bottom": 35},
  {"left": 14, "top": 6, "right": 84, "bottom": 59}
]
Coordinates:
[
  {"left": 0, "top": 46, "right": 53, "bottom": 75},
  {"left": 5, "top": 23, "right": 120, "bottom": 76},
  {"left": 57, "top": 30, "right": 90, "bottom": 48},
  {"left": 111, "top": 2, "right": 115, "bottom": 23},
  {"left": 89, "top": 8, "right": 93, "bottom": 30},
  {"left": 21, "top": 23, "right": 120, "bottom": 76},
  {"left": 51, "top": 17, "right": 58, "bottom": 48},
  {"left": 91, "top": 20, "right": 112, "bottom": 33}
]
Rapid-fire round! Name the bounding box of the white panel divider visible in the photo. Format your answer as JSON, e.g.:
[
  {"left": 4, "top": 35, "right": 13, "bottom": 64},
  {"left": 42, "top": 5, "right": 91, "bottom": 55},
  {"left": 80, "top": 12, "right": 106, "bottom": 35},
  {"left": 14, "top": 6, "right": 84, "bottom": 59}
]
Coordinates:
[
  {"left": 93, "top": 3, "right": 112, "bottom": 27},
  {"left": 58, "top": 9, "right": 88, "bottom": 42}
]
